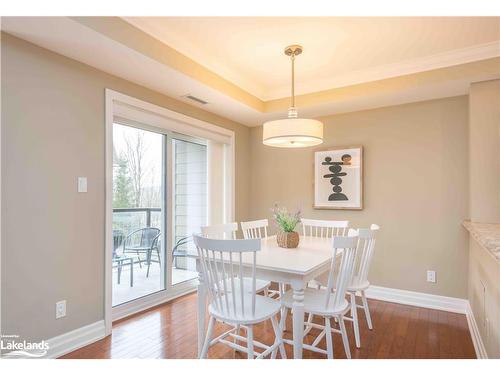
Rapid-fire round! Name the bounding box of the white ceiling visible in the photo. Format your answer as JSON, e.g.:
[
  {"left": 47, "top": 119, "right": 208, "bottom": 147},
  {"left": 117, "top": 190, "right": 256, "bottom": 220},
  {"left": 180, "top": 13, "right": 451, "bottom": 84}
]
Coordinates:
[{"left": 124, "top": 17, "right": 500, "bottom": 100}]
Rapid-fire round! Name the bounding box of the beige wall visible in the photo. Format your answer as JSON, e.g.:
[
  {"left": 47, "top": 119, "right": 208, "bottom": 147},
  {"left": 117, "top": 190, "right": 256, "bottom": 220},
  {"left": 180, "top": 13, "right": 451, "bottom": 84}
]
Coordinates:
[
  {"left": 0, "top": 30, "right": 485, "bottom": 345},
  {"left": 250, "top": 96, "right": 470, "bottom": 298},
  {"left": 0, "top": 34, "right": 251, "bottom": 341},
  {"left": 469, "top": 80, "right": 500, "bottom": 223}
]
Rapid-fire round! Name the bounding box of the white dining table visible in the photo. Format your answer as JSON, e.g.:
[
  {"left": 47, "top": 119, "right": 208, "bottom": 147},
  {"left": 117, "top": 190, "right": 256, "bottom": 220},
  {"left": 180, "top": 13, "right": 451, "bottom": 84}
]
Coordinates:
[{"left": 189, "top": 235, "right": 335, "bottom": 359}]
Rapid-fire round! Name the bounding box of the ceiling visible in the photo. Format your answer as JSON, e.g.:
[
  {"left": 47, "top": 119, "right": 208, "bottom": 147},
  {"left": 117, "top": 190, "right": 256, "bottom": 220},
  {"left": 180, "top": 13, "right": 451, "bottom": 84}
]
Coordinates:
[
  {"left": 125, "top": 17, "right": 500, "bottom": 100},
  {"left": 2, "top": 17, "right": 500, "bottom": 126}
]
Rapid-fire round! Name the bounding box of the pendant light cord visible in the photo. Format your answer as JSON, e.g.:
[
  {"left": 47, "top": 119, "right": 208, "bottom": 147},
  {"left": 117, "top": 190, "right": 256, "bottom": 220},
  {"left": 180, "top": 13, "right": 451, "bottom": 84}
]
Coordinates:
[{"left": 291, "top": 53, "right": 295, "bottom": 108}]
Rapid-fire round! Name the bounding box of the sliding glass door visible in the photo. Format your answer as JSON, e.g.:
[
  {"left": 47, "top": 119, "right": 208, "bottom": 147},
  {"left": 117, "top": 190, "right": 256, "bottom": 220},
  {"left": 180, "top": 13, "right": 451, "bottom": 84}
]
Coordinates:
[
  {"left": 111, "top": 123, "right": 208, "bottom": 308},
  {"left": 111, "top": 124, "right": 166, "bottom": 307}
]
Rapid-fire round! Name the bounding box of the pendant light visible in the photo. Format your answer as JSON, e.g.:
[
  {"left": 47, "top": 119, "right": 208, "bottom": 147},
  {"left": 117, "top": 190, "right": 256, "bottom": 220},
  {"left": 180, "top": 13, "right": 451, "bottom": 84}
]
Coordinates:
[{"left": 263, "top": 45, "right": 323, "bottom": 148}]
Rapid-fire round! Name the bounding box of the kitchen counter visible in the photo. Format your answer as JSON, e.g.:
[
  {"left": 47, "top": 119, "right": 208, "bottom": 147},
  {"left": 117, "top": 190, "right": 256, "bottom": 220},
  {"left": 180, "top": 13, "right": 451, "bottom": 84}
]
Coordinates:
[{"left": 463, "top": 221, "right": 500, "bottom": 262}]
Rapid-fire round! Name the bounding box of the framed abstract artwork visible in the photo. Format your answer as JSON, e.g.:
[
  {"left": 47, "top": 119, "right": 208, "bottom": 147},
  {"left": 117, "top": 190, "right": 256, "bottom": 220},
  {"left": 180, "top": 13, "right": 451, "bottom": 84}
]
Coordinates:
[{"left": 314, "top": 146, "right": 363, "bottom": 210}]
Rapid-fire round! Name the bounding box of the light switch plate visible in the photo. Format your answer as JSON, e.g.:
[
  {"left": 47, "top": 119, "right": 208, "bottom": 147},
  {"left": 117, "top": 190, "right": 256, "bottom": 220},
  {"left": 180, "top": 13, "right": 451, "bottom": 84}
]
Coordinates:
[
  {"left": 427, "top": 270, "right": 436, "bottom": 283},
  {"left": 77, "top": 177, "right": 87, "bottom": 193},
  {"left": 56, "top": 300, "right": 66, "bottom": 319}
]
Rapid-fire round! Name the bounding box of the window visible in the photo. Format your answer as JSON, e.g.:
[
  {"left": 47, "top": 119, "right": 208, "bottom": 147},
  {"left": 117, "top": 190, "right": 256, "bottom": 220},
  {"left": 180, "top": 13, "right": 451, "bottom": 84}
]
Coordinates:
[{"left": 172, "top": 138, "right": 207, "bottom": 284}]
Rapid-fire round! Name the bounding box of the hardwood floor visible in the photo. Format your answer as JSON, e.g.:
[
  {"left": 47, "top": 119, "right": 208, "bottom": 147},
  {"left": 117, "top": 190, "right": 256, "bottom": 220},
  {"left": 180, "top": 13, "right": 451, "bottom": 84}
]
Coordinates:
[{"left": 61, "top": 292, "right": 476, "bottom": 359}]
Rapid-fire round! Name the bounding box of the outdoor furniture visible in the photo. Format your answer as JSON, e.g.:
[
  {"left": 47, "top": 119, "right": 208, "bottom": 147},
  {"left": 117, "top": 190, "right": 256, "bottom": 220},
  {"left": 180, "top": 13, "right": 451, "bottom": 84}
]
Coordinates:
[
  {"left": 115, "top": 255, "right": 134, "bottom": 287},
  {"left": 172, "top": 236, "right": 191, "bottom": 269},
  {"left": 112, "top": 229, "right": 134, "bottom": 287},
  {"left": 123, "top": 227, "right": 161, "bottom": 277}
]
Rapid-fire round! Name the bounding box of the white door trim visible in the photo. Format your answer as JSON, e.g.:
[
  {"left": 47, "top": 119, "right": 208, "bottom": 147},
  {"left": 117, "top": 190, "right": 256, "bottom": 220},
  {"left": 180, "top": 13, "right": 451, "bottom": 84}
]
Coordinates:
[{"left": 104, "top": 89, "right": 235, "bottom": 335}]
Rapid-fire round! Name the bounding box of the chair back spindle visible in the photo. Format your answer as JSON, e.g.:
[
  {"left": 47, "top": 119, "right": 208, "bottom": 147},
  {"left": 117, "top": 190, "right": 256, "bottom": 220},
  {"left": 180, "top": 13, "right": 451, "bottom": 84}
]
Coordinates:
[
  {"left": 302, "top": 219, "right": 349, "bottom": 238},
  {"left": 201, "top": 223, "right": 238, "bottom": 239},
  {"left": 241, "top": 219, "right": 269, "bottom": 239},
  {"left": 324, "top": 235, "right": 359, "bottom": 311},
  {"left": 193, "top": 235, "right": 260, "bottom": 319},
  {"left": 350, "top": 224, "right": 380, "bottom": 288}
]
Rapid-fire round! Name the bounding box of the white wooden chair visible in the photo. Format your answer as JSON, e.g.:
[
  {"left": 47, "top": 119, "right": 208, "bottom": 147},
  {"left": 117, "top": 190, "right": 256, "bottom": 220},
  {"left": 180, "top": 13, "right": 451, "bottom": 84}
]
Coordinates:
[
  {"left": 301, "top": 218, "right": 349, "bottom": 239},
  {"left": 241, "top": 219, "right": 269, "bottom": 239},
  {"left": 241, "top": 219, "right": 283, "bottom": 298},
  {"left": 201, "top": 223, "right": 272, "bottom": 295},
  {"left": 280, "top": 234, "right": 359, "bottom": 359},
  {"left": 301, "top": 219, "right": 349, "bottom": 331},
  {"left": 193, "top": 235, "right": 286, "bottom": 359},
  {"left": 344, "top": 224, "right": 380, "bottom": 348},
  {"left": 201, "top": 223, "right": 239, "bottom": 240},
  {"left": 302, "top": 219, "right": 349, "bottom": 289}
]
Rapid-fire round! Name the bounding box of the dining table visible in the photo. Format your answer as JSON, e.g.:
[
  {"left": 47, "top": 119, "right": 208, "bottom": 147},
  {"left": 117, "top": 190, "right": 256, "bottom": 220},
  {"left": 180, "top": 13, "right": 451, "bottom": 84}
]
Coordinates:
[{"left": 188, "top": 235, "right": 336, "bottom": 359}]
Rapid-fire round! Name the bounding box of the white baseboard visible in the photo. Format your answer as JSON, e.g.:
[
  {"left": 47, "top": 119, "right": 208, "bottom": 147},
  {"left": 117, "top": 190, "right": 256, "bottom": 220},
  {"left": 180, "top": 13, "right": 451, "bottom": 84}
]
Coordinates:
[
  {"left": 365, "top": 285, "right": 489, "bottom": 359},
  {"left": 465, "top": 302, "right": 488, "bottom": 359},
  {"left": 365, "top": 285, "right": 468, "bottom": 314},
  {"left": 46, "top": 320, "right": 106, "bottom": 359}
]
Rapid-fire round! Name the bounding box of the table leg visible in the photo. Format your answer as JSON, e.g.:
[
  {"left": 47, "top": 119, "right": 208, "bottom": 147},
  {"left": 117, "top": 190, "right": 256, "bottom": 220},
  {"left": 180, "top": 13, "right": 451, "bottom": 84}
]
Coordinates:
[
  {"left": 292, "top": 286, "right": 305, "bottom": 359},
  {"left": 197, "top": 268, "right": 207, "bottom": 357}
]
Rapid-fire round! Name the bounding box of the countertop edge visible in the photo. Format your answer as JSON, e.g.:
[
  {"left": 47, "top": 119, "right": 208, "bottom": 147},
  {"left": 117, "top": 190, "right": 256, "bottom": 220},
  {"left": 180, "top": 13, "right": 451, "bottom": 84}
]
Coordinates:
[{"left": 463, "top": 221, "right": 500, "bottom": 262}]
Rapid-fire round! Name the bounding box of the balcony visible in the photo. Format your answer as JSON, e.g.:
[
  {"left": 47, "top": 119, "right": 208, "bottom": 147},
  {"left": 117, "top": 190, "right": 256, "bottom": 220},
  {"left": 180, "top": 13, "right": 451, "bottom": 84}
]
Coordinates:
[{"left": 112, "top": 208, "right": 197, "bottom": 306}]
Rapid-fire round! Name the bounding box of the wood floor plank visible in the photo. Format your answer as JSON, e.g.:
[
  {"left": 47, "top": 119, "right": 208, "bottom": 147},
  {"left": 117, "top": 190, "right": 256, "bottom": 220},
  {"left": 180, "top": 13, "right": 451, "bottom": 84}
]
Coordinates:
[
  {"left": 427, "top": 308, "right": 440, "bottom": 359},
  {"left": 414, "top": 307, "right": 429, "bottom": 358},
  {"left": 401, "top": 306, "right": 419, "bottom": 358},
  {"left": 61, "top": 292, "right": 476, "bottom": 359}
]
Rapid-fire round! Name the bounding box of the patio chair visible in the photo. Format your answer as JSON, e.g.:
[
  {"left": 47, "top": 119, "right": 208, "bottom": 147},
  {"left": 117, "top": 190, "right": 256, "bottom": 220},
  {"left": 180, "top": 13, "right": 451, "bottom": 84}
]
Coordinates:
[
  {"left": 172, "top": 236, "right": 191, "bottom": 269},
  {"left": 112, "top": 229, "right": 134, "bottom": 286},
  {"left": 123, "top": 227, "right": 161, "bottom": 277}
]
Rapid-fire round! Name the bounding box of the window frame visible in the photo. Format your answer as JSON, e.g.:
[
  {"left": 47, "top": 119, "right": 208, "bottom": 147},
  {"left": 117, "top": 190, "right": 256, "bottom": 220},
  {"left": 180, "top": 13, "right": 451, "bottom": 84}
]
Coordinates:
[{"left": 105, "top": 89, "right": 235, "bottom": 334}]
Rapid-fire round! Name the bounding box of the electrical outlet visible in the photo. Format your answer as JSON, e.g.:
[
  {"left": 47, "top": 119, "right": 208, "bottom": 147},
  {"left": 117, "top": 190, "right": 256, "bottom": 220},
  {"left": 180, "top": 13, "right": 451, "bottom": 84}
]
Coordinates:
[
  {"left": 426, "top": 270, "right": 436, "bottom": 283},
  {"left": 56, "top": 300, "right": 66, "bottom": 319}
]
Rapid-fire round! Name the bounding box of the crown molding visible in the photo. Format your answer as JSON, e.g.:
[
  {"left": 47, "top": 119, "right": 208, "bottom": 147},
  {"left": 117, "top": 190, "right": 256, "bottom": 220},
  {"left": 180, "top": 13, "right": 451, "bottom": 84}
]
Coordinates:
[
  {"left": 264, "top": 41, "right": 500, "bottom": 100},
  {"left": 121, "top": 17, "right": 500, "bottom": 102}
]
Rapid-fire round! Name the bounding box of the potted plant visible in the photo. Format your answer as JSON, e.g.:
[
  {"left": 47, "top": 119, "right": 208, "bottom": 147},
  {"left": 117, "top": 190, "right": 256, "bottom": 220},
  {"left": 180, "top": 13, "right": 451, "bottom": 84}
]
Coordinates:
[{"left": 272, "top": 204, "right": 301, "bottom": 248}]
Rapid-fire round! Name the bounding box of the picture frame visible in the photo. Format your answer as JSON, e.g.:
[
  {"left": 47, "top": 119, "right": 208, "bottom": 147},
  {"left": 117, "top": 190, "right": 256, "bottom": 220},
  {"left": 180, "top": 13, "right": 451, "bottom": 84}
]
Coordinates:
[{"left": 313, "top": 146, "right": 363, "bottom": 210}]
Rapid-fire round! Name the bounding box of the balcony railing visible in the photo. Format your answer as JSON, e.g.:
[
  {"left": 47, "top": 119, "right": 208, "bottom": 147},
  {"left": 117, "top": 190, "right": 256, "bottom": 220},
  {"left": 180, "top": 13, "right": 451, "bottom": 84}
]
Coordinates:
[{"left": 113, "top": 207, "right": 161, "bottom": 236}]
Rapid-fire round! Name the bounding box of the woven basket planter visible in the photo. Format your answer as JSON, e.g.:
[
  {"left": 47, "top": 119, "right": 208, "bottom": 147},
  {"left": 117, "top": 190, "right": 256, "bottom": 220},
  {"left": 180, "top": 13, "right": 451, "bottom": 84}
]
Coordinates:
[{"left": 276, "top": 231, "right": 300, "bottom": 248}]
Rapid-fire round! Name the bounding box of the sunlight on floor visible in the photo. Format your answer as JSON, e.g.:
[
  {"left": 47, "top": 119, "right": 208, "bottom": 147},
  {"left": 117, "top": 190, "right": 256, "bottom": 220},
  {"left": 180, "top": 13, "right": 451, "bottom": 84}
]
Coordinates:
[{"left": 112, "top": 263, "right": 198, "bottom": 306}]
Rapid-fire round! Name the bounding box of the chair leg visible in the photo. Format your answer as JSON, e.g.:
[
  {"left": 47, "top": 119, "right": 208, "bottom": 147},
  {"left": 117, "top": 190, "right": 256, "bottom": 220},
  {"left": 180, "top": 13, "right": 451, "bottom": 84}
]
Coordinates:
[
  {"left": 361, "top": 290, "right": 373, "bottom": 330},
  {"left": 117, "top": 261, "right": 122, "bottom": 284},
  {"left": 200, "top": 316, "right": 215, "bottom": 359},
  {"left": 304, "top": 312, "right": 314, "bottom": 336},
  {"left": 338, "top": 315, "right": 351, "bottom": 359},
  {"left": 271, "top": 315, "right": 287, "bottom": 359},
  {"left": 234, "top": 324, "right": 241, "bottom": 352},
  {"left": 280, "top": 307, "right": 288, "bottom": 333},
  {"left": 146, "top": 262, "right": 151, "bottom": 278},
  {"left": 247, "top": 325, "right": 254, "bottom": 359},
  {"left": 156, "top": 248, "right": 161, "bottom": 267},
  {"left": 130, "top": 259, "right": 134, "bottom": 287},
  {"left": 350, "top": 292, "right": 361, "bottom": 348},
  {"left": 136, "top": 251, "right": 142, "bottom": 268},
  {"left": 325, "top": 317, "right": 334, "bottom": 359}
]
